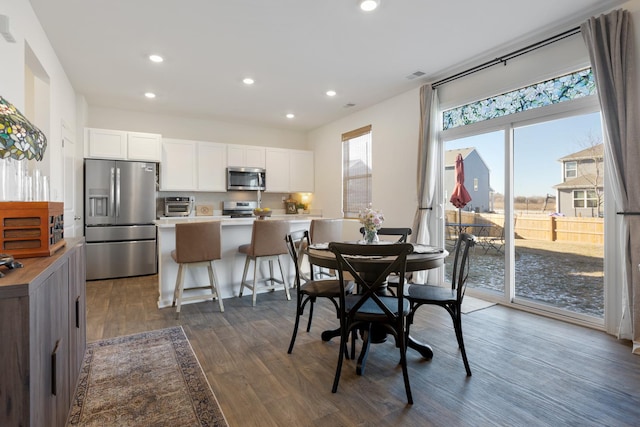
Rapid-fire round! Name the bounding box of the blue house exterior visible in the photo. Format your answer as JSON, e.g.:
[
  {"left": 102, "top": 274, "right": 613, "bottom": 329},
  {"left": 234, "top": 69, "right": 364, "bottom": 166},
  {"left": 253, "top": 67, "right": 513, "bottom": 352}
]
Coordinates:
[{"left": 445, "top": 147, "right": 491, "bottom": 213}]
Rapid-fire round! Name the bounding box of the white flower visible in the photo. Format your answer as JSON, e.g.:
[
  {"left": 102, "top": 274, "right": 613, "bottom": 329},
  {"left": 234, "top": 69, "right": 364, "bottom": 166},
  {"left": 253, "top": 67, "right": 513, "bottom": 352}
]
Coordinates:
[{"left": 359, "top": 208, "right": 384, "bottom": 231}]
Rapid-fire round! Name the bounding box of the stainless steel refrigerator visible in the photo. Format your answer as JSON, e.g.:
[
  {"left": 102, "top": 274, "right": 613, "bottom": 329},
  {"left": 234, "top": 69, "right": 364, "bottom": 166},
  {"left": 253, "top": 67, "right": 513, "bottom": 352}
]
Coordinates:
[{"left": 84, "top": 159, "right": 157, "bottom": 280}]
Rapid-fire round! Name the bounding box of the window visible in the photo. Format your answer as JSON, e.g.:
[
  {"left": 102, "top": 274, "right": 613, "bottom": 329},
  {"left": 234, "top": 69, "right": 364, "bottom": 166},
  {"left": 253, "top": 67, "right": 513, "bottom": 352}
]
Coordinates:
[
  {"left": 342, "top": 125, "right": 372, "bottom": 218},
  {"left": 473, "top": 177, "right": 478, "bottom": 191},
  {"left": 573, "top": 189, "right": 598, "bottom": 208},
  {"left": 565, "top": 161, "right": 577, "bottom": 178},
  {"left": 442, "top": 68, "right": 595, "bottom": 130}
]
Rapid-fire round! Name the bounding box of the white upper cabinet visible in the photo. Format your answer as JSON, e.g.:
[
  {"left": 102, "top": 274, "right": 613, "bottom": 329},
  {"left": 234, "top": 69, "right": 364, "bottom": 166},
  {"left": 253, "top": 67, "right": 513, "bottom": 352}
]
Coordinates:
[
  {"left": 265, "top": 148, "right": 314, "bottom": 193},
  {"left": 85, "top": 128, "right": 161, "bottom": 161},
  {"left": 160, "top": 139, "right": 227, "bottom": 192},
  {"left": 197, "top": 142, "right": 227, "bottom": 192},
  {"left": 160, "top": 138, "right": 197, "bottom": 191},
  {"left": 265, "top": 148, "right": 290, "bottom": 192},
  {"left": 289, "top": 150, "right": 314, "bottom": 193},
  {"left": 127, "top": 132, "right": 162, "bottom": 161},
  {"left": 158, "top": 137, "right": 312, "bottom": 193},
  {"left": 227, "top": 144, "right": 266, "bottom": 168},
  {"left": 85, "top": 128, "right": 127, "bottom": 159}
]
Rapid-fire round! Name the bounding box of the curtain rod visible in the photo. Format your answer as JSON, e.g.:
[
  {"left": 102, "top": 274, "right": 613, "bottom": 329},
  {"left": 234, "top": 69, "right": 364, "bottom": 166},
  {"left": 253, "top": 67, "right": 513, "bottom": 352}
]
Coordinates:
[{"left": 432, "top": 26, "right": 581, "bottom": 88}]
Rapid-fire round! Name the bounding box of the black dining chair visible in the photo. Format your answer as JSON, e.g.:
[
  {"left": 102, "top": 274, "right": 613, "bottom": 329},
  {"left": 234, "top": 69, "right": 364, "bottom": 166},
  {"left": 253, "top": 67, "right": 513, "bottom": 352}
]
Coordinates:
[
  {"left": 359, "top": 227, "right": 412, "bottom": 295},
  {"left": 358, "top": 227, "right": 412, "bottom": 243},
  {"left": 285, "top": 230, "right": 354, "bottom": 354},
  {"left": 405, "top": 232, "right": 476, "bottom": 376},
  {"left": 329, "top": 241, "right": 414, "bottom": 404}
]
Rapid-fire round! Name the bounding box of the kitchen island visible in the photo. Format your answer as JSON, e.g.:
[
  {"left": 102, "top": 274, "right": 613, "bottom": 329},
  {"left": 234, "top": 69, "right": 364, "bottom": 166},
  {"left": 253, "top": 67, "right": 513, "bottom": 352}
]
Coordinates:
[{"left": 154, "top": 215, "right": 318, "bottom": 308}]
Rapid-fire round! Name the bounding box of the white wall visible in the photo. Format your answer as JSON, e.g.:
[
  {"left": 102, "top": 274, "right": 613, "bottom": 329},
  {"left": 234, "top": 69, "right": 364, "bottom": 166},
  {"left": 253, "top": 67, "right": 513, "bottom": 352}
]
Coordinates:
[
  {"left": 0, "top": 0, "right": 82, "bottom": 203},
  {"left": 309, "top": 1, "right": 640, "bottom": 231},
  {"left": 88, "top": 106, "right": 307, "bottom": 149},
  {"left": 308, "top": 87, "right": 421, "bottom": 228}
]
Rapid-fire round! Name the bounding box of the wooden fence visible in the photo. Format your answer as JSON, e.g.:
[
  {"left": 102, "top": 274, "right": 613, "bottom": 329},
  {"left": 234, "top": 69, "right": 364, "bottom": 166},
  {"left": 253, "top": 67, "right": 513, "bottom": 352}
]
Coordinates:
[{"left": 445, "top": 210, "right": 604, "bottom": 245}]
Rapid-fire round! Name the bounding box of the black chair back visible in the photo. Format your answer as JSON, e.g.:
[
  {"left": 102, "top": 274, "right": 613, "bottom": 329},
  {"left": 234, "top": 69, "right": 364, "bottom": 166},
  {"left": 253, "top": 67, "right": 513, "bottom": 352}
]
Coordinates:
[
  {"left": 358, "top": 227, "right": 412, "bottom": 243},
  {"left": 450, "top": 232, "right": 475, "bottom": 301},
  {"left": 285, "top": 229, "right": 310, "bottom": 289}
]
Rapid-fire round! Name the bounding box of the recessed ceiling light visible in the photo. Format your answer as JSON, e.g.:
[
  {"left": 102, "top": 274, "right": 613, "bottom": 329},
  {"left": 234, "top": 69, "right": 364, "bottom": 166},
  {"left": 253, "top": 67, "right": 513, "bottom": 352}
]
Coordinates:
[
  {"left": 144, "top": 92, "right": 156, "bottom": 99},
  {"left": 326, "top": 90, "right": 337, "bottom": 97},
  {"left": 243, "top": 78, "right": 255, "bottom": 85},
  {"left": 359, "top": 0, "right": 380, "bottom": 12},
  {"left": 286, "top": 113, "right": 295, "bottom": 119},
  {"left": 149, "top": 54, "right": 164, "bottom": 63}
]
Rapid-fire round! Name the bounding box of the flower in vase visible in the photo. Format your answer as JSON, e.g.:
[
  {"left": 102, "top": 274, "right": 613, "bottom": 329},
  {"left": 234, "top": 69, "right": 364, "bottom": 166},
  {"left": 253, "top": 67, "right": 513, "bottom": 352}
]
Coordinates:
[{"left": 359, "top": 207, "right": 384, "bottom": 232}]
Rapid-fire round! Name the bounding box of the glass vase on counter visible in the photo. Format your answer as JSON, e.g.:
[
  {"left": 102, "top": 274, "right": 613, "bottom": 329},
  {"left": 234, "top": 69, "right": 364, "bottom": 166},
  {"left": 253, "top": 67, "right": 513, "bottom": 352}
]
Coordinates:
[{"left": 0, "top": 159, "right": 50, "bottom": 201}]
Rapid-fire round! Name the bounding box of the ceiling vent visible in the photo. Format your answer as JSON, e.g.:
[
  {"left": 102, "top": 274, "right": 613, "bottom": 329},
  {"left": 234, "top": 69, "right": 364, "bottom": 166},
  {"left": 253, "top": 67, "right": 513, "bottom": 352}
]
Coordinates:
[
  {"left": 343, "top": 103, "right": 356, "bottom": 108},
  {"left": 406, "top": 71, "right": 426, "bottom": 80}
]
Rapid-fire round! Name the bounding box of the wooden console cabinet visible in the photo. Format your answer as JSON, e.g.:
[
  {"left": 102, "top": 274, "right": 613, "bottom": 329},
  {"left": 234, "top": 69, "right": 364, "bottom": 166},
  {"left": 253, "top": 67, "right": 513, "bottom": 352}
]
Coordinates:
[{"left": 0, "top": 238, "right": 86, "bottom": 427}]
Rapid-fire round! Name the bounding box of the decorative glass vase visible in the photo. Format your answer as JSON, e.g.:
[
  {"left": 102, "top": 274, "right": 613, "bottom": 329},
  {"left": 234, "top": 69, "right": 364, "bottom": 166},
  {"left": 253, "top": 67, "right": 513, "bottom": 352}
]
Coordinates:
[{"left": 364, "top": 229, "right": 379, "bottom": 244}]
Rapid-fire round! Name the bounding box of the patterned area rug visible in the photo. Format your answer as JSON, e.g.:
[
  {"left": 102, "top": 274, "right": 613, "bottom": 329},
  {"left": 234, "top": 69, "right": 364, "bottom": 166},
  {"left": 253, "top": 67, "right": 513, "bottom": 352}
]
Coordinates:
[{"left": 67, "top": 326, "right": 228, "bottom": 426}]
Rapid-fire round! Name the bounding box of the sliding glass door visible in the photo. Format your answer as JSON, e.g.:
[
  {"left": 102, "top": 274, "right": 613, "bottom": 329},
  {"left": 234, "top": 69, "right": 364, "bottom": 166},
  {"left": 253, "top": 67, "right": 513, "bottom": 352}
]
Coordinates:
[
  {"left": 441, "top": 110, "right": 604, "bottom": 325},
  {"left": 513, "top": 113, "right": 604, "bottom": 319},
  {"left": 445, "top": 131, "right": 505, "bottom": 296}
]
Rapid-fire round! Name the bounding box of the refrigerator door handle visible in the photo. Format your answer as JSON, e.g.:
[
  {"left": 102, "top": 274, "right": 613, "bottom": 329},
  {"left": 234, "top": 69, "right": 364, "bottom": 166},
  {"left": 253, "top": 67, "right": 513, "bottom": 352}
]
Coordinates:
[
  {"left": 116, "top": 167, "right": 121, "bottom": 218},
  {"left": 109, "top": 167, "right": 115, "bottom": 217}
]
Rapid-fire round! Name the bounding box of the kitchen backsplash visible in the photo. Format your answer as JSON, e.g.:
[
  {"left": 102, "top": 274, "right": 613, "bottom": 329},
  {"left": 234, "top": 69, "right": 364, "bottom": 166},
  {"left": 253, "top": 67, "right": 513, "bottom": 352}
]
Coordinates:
[{"left": 156, "top": 191, "right": 314, "bottom": 218}]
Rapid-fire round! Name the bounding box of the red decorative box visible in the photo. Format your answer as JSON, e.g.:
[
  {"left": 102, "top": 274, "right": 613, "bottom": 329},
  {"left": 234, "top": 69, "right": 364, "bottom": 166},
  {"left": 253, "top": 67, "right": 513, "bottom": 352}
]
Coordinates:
[{"left": 0, "top": 201, "right": 65, "bottom": 258}]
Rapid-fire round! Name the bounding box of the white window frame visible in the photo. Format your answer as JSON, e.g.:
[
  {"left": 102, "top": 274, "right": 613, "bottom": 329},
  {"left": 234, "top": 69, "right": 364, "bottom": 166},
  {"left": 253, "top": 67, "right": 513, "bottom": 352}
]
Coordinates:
[
  {"left": 573, "top": 189, "right": 598, "bottom": 208},
  {"left": 438, "top": 94, "right": 609, "bottom": 330},
  {"left": 565, "top": 161, "right": 577, "bottom": 179}
]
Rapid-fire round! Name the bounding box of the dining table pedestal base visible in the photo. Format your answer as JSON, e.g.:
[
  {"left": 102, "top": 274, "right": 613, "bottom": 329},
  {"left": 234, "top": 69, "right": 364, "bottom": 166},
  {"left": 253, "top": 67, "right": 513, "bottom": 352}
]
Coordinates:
[
  {"left": 320, "top": 326, "right": 434, "bottom": 361},
  {"left": 407, "top": 336, "right": 433, "bottom": 360}
]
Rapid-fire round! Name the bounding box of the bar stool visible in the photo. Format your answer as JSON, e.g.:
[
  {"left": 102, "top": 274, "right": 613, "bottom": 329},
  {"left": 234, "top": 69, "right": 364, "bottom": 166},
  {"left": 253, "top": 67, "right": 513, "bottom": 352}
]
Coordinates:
[
  {"left": 309, "top": 218, "right": 343, "bottom": 279},
  {"left": 171, "top": 221, "right": 224, "bottom": 317},
  {"left": 238, "top": 220, "right": 291, "bottom": 306}
]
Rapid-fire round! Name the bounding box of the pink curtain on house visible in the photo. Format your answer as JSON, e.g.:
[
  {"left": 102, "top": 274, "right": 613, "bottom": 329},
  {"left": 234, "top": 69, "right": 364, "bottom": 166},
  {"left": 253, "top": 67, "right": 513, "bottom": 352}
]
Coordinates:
[{"left": 582, "top": 9, "right": 640, "bottom": 353}]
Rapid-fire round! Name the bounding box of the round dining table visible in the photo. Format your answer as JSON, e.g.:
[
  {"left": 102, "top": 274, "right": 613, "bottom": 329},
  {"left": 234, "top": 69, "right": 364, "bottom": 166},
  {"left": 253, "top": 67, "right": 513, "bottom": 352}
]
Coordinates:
[{"left": 306, "top": 243, "right": 448, "bottom": 361}]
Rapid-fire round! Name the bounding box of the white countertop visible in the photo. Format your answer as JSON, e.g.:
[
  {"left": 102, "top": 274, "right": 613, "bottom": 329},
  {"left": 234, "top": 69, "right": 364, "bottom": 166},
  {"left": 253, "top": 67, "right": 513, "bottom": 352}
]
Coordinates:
[{"left": 154, "top": 214, "right": 321, "bottom": 228}]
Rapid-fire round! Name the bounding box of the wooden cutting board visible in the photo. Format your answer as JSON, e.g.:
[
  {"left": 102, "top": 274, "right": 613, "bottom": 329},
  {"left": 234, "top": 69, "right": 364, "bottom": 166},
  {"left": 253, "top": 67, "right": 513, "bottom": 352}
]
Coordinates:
[{"left": 195, "top": 205, "right": 214, "bottom": 216}]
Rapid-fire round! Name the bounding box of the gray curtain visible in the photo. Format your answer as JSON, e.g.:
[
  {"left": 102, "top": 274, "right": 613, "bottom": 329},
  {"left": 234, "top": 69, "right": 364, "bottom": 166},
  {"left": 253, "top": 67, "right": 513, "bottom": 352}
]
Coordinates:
[
  {"left": 412, "top": 84, "right": 439, "bottom": 284},
  {"left": 582, "top": 9, "right": 640, "bottom": 353}
]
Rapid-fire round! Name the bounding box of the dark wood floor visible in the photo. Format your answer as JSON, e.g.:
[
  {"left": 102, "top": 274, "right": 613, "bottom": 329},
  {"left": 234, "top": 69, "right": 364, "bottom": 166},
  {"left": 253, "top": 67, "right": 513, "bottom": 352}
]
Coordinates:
[{"left": 86, "top": 275, "right": 640, "bottom": 427}]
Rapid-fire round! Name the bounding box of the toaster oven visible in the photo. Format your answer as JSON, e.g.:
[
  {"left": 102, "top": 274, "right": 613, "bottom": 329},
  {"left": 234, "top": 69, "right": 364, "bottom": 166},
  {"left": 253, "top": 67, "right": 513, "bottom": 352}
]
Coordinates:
[{"left": 164, "top": 196, "right": 194, "bottom": 217}]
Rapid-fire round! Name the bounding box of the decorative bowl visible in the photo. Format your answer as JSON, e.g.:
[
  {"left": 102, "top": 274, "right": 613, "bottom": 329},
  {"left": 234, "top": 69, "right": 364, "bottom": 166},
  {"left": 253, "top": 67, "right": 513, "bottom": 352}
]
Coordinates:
[{"left": 253, "top": 208, "right": 272, "bottom": 219}]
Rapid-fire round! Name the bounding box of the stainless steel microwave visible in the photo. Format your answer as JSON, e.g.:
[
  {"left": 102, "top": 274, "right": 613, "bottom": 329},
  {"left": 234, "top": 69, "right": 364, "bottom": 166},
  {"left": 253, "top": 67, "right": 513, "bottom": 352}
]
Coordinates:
[{"left": 227, "top": 167, "right": 266, "bottom": 191}]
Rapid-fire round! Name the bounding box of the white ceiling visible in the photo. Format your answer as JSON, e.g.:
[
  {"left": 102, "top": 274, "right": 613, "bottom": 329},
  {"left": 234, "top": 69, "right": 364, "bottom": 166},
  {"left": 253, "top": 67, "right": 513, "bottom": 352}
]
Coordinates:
[{"left": 28, "top": 0, "right": 623, "bottom": 132}]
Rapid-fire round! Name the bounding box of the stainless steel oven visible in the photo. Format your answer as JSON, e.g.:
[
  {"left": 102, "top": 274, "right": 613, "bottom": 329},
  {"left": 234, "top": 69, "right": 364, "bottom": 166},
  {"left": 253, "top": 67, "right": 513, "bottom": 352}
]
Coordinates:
[{"left": 164, "top": 196, "right": 194, "bottom": 217}]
